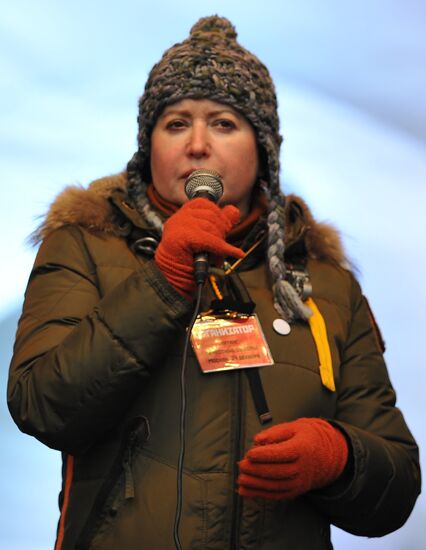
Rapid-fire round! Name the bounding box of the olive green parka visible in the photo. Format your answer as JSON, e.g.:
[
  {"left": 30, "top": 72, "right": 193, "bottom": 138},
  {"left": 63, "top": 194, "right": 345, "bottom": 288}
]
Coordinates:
[{"left": 8, "top": 174, "right": 420, "bottom": 549}]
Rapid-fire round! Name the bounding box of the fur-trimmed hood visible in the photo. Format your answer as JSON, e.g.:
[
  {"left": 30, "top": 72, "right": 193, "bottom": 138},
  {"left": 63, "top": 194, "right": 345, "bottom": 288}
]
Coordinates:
[{"left": 31, "top": 173, "right": 348, "bottom": 267}]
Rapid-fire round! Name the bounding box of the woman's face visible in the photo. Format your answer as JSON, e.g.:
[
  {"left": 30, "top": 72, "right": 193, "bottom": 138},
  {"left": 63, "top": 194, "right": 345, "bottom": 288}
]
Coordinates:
[{"left": 150, "top": 99, "right": 259, "bottom": 217}]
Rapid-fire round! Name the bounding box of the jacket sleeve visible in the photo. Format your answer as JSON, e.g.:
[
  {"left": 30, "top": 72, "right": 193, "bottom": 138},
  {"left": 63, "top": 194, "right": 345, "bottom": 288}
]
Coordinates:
[
  {"left": 309, "top": 273, "right": 421, "bottom": 536},
  {"left": 7, "top": 226, "right": 191, "bottom": 455}
]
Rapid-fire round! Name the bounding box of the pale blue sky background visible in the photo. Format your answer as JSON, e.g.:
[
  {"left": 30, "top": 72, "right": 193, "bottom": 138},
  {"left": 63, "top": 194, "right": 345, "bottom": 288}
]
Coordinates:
[{"left": 1, "top": 1, "right": 425, "bottom": 548}]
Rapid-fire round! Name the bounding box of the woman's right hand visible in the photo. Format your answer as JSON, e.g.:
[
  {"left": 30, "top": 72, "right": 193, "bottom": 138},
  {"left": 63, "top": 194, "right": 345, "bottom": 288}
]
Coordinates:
[{"left": 154, "top": 198, "right": 244, "bottom": 298}]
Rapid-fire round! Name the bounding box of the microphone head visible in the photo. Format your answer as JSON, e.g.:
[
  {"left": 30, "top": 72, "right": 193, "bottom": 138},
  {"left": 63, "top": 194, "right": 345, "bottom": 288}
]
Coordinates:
[{"left": 184, "top": 169, "right": 224, "bottom": 202}]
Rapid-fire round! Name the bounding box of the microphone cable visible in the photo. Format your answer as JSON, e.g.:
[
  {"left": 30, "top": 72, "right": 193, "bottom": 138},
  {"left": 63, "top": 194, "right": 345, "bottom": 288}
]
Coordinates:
[
  {"left": 173, "top": 280, "right": 204, "bottom": 550},
  {"left": 173, "top": 169, "right": 223, "bottom": 548}
]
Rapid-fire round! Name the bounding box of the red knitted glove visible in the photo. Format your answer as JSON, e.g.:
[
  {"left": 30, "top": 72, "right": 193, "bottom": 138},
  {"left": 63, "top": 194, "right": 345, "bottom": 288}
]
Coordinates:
[
  {"left": 238, "top": 418, "right": 348, "bottom": 500},
  {"left": 155, "top": 198, "right": 244, "bottom": 299}
]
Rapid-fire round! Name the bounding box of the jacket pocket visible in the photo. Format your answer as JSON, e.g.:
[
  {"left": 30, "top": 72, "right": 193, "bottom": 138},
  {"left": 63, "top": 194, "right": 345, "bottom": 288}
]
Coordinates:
[
  {"left": 92, "top": 451, "right": 214, "bottom": 550},
  {"left": 75, "top": 415, "right": 150, "bottom": 550}
]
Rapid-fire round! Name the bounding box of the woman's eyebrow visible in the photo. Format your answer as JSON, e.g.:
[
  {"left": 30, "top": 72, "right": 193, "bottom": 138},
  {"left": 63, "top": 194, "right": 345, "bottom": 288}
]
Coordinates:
[
  {"left": 208, "top": 109, "right": 239, "bottom": 118},
  {"left": 159, "top": 109, "right": 192, "bottom": 119},
  {"left": 160, "top": 108, "right": 239, "bottom": 119}
]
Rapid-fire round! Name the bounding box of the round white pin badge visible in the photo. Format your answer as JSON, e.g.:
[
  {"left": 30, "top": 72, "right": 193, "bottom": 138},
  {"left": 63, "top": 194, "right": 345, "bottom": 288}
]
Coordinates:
[{"left": 273, "top": 318, "right": 291, "bottom": 335}]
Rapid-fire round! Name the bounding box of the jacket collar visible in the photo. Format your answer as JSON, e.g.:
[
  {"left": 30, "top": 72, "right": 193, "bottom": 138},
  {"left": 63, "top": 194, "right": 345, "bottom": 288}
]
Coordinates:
[{"left": 30, "top": 172, "right": 349, "bottom": 269}]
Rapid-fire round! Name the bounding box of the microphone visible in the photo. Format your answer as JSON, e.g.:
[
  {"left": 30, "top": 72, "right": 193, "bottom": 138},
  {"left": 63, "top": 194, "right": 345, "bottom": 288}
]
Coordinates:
[{"left": 184, "top": 169, "right": 224, "bottom": 285}]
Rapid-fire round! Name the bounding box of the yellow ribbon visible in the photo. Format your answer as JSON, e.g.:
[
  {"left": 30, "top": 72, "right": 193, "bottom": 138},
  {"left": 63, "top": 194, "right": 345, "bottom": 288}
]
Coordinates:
[
  {"left": 305, "top": 297, "right": 335, "bottom": 392},
  {"left": 209, "top": 273, "right": 335, "bottom": 391}
]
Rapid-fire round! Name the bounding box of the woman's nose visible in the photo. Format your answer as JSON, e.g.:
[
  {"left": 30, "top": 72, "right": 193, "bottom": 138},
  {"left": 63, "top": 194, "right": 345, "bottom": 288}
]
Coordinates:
[{"left": 186, "top": 123, "right": 210, "bottom": 158}]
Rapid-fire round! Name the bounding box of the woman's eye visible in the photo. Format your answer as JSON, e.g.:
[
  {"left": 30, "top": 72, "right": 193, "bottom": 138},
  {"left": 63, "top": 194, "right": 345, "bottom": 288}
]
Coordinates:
[
  {"left": 166, "top": 120, "right": 187, "bottom": 130},
  {"left": 215, "top": 119, "right": 236, "bottom": 130}
]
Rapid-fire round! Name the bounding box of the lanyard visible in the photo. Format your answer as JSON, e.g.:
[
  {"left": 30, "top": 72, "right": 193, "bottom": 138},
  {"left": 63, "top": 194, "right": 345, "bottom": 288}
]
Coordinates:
[{"left": 206, "top": 242, "right": 273, "bottom": 425}]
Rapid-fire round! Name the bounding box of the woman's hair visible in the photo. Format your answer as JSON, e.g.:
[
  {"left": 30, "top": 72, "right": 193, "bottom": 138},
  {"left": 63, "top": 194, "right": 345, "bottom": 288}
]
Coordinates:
[{"left": 127, "top": 15, "right": 311, "bottom": 322}]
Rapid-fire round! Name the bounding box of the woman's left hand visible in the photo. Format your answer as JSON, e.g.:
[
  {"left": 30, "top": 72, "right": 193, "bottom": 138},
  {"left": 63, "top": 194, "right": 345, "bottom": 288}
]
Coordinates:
[{"left": 237, "top": 418, "right": 349, "bottom": 500}]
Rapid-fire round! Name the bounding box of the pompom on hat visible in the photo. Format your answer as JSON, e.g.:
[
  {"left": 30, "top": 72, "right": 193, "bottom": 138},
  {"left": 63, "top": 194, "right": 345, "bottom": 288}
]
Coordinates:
[{"left": 127, "top": 15, "right": 311, "bottom": 322}]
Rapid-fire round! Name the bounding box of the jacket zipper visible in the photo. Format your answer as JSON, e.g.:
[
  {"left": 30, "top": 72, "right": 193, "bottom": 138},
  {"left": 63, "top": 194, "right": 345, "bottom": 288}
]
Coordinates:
[{"left": 230, "top": 370, "right": 242, "bottom": 549}]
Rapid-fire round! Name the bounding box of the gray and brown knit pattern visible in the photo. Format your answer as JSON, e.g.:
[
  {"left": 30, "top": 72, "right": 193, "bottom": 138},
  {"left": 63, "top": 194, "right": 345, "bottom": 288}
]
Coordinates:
[
  {"left": 131, "top": 16, "right": 281, "bottom": 190},
  {"left": 127, "top": 15, "right": 311, "bottom": 322}
]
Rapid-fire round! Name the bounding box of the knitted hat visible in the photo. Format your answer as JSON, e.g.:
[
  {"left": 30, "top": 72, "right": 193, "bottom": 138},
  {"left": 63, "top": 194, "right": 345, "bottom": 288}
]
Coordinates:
[
  {"left": 133, "top": 15, "right": 281, "bottom": 192},
  {"left": 127, "top": 15, "right": 311, "bottom": 322}
]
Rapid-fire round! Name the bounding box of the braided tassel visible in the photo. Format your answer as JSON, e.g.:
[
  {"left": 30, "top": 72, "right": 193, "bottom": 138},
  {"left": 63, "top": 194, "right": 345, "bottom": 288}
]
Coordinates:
[
  {"left": 127, "top": 152, "right": 164, "bottom": 233},
  {"left": 267, "top": 189, "right": 312, "bottom": 323}
]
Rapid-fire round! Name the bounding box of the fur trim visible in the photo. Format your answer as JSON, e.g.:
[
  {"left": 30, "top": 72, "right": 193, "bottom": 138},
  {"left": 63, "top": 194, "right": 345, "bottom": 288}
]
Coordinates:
[
  {"left": 30, "top": 173, "right": 349, "bottom": 268},
  {"left": 286, "top": 195, "right": 349, "bottom": 268},
  {"left": 29, "top": 173, "right": 127, "bottom": 245}
]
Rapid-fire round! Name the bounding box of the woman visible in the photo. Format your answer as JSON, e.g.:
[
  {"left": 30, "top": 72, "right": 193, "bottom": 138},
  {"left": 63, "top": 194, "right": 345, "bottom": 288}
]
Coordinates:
[{"left": 7, "top": 15, "right": 420, "bottom": 550}]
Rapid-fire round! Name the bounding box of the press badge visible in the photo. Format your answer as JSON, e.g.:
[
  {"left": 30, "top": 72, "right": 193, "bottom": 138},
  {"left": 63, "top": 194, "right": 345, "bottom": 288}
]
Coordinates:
[{"left": 191, "top": 314, "right": 274, "bottom": 373}]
